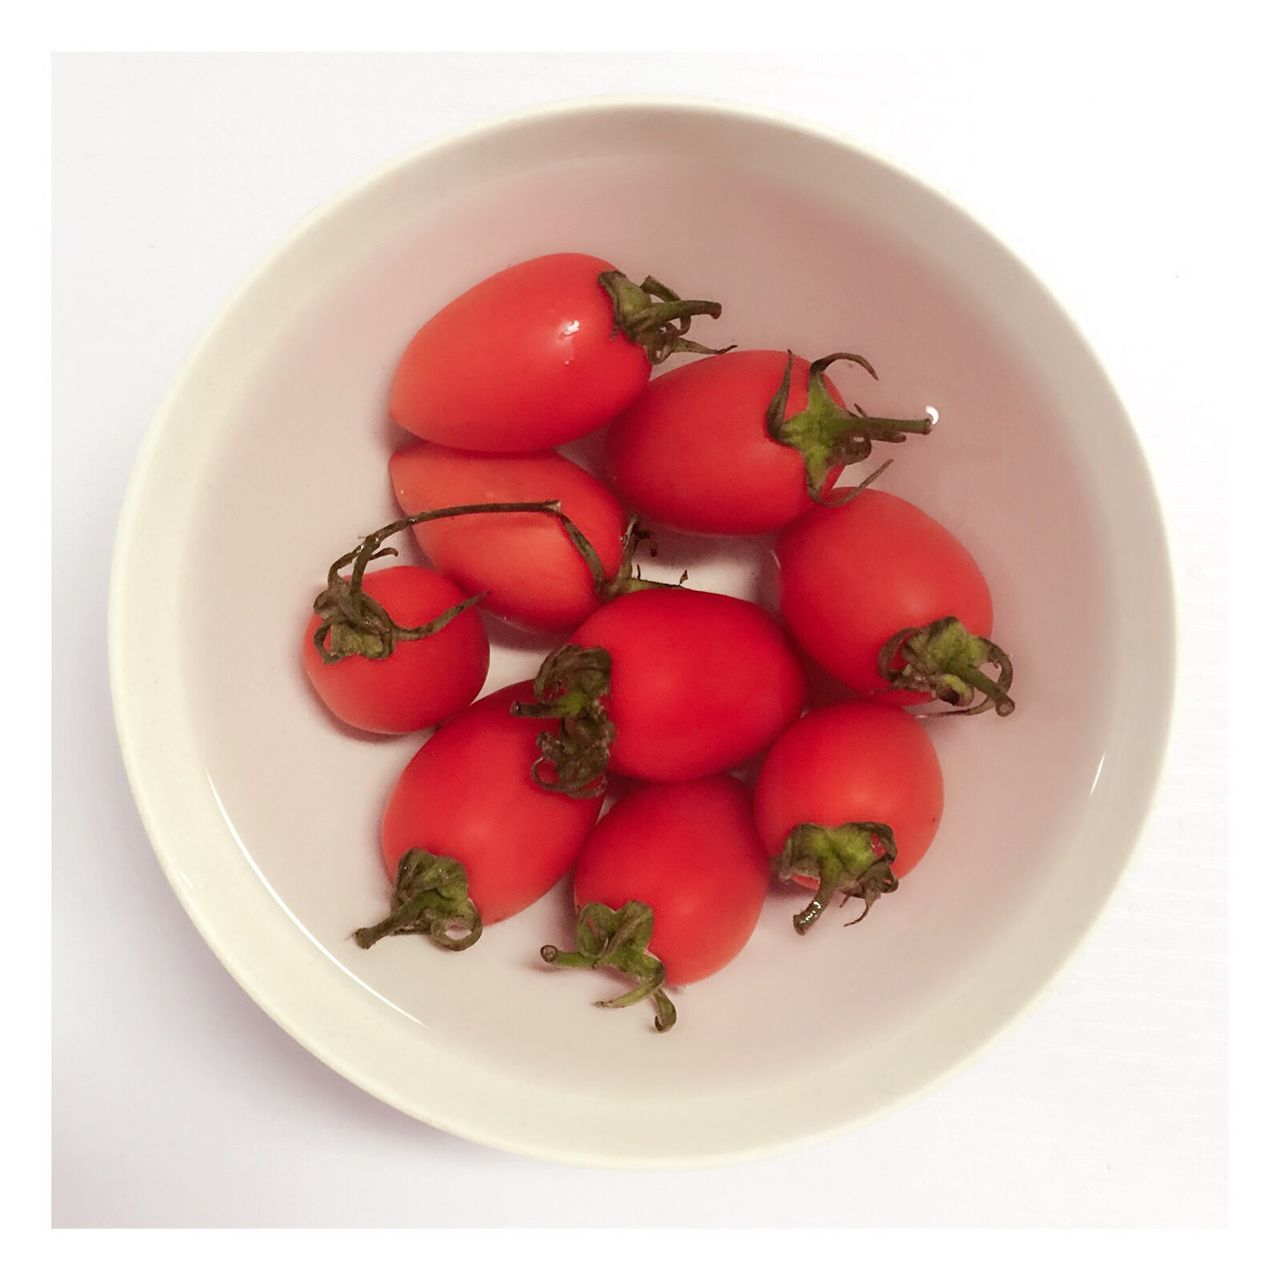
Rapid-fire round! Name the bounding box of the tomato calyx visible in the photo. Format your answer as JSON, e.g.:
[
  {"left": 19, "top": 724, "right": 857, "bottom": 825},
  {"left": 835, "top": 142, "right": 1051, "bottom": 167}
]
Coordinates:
[
  {"left": 598, "top": 271, "right": 734, "bottom": 365},
  {"left": 766, "top": 352, "right": 935, "bottom": 503},
  {"left": 878, "top": 616, "right": 1016, "bottom": 717},
  {"left": 352, "top": 848, "right": 483, "bottom": 952},
  {"left": 313, "top": 501, "right": 574, "bottom": 664},
  {"left": 540, "top": 900, "right": 677, "bottom": 1032},
  {"left": 510, "top": 645, "right": 616, "bottom": 799},
  {"left": 775, "top": 822, "right": 900, "bottom": 934}
]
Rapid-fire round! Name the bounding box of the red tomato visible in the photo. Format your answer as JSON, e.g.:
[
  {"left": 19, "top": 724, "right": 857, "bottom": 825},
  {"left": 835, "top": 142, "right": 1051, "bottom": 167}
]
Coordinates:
[
  {"left": 388, "top": 441, "right": 626, "bottom": 631},
  {"left": 542, "top": 775, "right": 770, "bottom": 1030},
  {"left": 605, "top": 349, "right": 932, "bottom": 535},
  {"left": 516, "top": 589, "right": 806, "bottom": 791},
  {"left": 777, "top": 488, "right": 1014, "bottom": 716},
  {"left": 389, "top": 253, "right": 727, "bottom": 452},
  {"left": 301, "top": 564, "right": 487, "bottom": 734},
  {"left": 754, "top": 702, "right": 944, "bottom": 933},
  {"left": 354, "top": 682, "right": 605, "bottom": 952}
]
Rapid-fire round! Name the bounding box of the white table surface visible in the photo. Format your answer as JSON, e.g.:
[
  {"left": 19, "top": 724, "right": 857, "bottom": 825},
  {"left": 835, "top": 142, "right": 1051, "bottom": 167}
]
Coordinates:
[{"left": 52, "top": 50, "right": 1230, "bottom": 1227}]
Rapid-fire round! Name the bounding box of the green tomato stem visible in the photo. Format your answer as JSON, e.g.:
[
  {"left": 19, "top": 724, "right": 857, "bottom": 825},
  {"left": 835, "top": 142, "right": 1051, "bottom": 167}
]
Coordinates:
[
  {"left": 540, "top": 900, "right": 677, "bottom": 1032},
  {"left": 352, "top": 849, "right": 482, "bottom": 952},
  {"left": 598, "top": 271, "right": 734, "bottom": 365},
  {"left": 877, "top": 616, "right": 1016, "bottom": 717},
  {"left": 312, "top": 501, "right": 565, "bottom": 664},
  {"left": 313, "top": 499, "right": 631, "bottom": 663},
  {"left": 765, "top": 351, "right": 934, "bottom": 503},
  {"left": 773, "top": 822, "right": 899, "bottom": 934},
  {"left": 510, "top": 645, "right": 616, "bottom": 799}
]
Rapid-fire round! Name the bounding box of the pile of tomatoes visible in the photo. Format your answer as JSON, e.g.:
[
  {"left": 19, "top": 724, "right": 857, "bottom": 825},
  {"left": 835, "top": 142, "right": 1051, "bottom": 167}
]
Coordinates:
[{"left": 302, "top": 252, "right": 1015, "bottom": 1032}]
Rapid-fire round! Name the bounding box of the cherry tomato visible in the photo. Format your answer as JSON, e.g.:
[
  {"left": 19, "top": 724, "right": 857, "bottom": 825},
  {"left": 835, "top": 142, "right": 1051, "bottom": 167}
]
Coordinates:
[
  {"left": 389, "top": 253, "right": 727, "bottom": 452},
  {"left": 777, "top": 488, "right": 1015, "bottom": 716},
  {"left": 605, "top": 349, "right": 932, "bottom": 535},
  {"left": 353, "top": 682, "right": 605, "bottom": 952},
  {"left": 515, "top": 588, "right": 807, "bottom": 791},
  {"left": 541, "top": 775, "right": 770, "bottom": 1030},
  {"left": 301, "top": 564, "right": 487, "bottom": 734},
  {"left": 388, "top": 441, "right": 627, "bottom": 632},
  {"left": 754, "top": 701, "right": 944, "bottom": 933}
]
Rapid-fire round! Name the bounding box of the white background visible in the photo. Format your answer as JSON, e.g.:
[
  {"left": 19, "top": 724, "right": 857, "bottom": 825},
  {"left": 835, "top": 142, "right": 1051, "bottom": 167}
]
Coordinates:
[{"left": 52, "top": 49, "right": 1234, "bottom": 1228}]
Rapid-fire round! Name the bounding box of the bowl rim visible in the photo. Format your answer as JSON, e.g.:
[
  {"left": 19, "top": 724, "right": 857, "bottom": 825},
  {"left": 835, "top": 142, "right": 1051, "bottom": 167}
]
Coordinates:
[{"left": 108, "top": 94, "right": 1177, "bottom": 1168}]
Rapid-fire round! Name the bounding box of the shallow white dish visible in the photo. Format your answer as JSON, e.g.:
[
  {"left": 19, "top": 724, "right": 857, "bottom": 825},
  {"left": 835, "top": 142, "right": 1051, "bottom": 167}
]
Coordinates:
[{"left": 109, "top": 98, "right": 1174, "bottom": 1167}]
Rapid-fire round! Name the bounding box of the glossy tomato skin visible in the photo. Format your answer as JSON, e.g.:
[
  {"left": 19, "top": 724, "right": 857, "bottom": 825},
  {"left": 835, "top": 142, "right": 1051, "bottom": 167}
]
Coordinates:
[
  {"left": 569, "top": 589, "right": 806, "bottom": 781},
  {"left": 381, "top": 682, "right": 604, "bottom": 923},
  {"left": 301, "top": 565, "right": 488, "bottom": 735},
  {"left": 777, "top": 489, "right": 994, "bottom": 701},
  {"left": 755, "top": 702, "right": 944, "bottom": 880},
  {"left": 604, "top": 350, "right": 845, "bottom": 535},
  {"left": 573, "top": 776, "right": 769, "bottom": 983},
  {"left": 388, "top": 441, "right": 626, "bottom": 632},
  {"left": 389, "top": 253, "right": 652, "bottom": 452}
]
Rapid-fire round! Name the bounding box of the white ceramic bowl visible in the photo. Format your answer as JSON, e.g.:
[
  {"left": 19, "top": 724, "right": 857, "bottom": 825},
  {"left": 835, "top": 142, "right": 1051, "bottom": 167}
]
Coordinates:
[{"left": 109, "top": 99, "right": 1174, "bottom": 1167}]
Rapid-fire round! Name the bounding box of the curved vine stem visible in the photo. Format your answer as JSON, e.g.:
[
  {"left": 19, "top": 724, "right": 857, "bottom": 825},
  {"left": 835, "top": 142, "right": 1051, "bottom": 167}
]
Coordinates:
[
  {"left": 599, "top": 514, "right": 689, "bottom": 598},
  {"left": 312, "top": 499, "right": 619, "bottom": 663}
]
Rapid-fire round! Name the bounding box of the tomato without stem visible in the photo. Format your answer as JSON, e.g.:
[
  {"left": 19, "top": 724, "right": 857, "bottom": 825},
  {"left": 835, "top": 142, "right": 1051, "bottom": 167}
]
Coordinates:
[
  {"left": 388, "top": 441, "right": 627, "bottom": 632},
  {"left": 389, "top": 253, "right": 728, "bottom": 452},
  {"left": 605, "top": 349, "right": 933, "bottom": 535},
  {"left": 777, "top": 488, "right": 1015, "bottom": 716},
  {"left": 301, "top": 564, "right": 487, "bottom": 734},
  {"left": 514, "top": 588, "right": 807, "bottom": 792},
  {"left": 541, "top": 775, "right": 770, "bottom": 1031},
  {"left": 755, "top": 702, "right": 944, "bottom": 933},
  {"left": 353, "top": 682, "right": 605, "bottom": 952}
]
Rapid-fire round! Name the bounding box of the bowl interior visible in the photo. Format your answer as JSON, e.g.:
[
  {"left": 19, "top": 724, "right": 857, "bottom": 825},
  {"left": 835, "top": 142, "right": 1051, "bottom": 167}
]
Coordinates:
[{"left": 114, "top": 103, "right": 1170, "bottom": 1165}]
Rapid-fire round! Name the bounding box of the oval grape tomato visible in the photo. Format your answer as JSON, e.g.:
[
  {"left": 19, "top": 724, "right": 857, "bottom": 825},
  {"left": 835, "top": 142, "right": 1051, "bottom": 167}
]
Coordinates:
[
  {"left": 755, "top": 701, "right": 944, "bottom": 933},
  {"left": 302, "top": 564, "right": 488, "bottom": 735},
  {"left": 353, "top": 682, "right": 605, "bottom": 951},
  {"left": 514, "top": 588, "right": 807, "bottom": 792},
  {"left": 542, "top": 775, "right": 770, "bottom": 1030},
  {"left": 390, "top": 253, "right": 729, "bottom": 452},
  {"left": 777, "top": 488, "right": 1014, "bottom": 716},
  {"left": 605, "top": 349, "right": 932, "bottom": 535}
]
